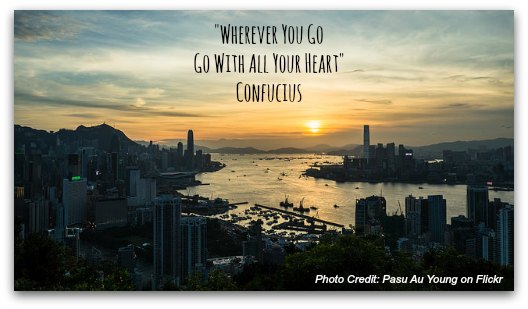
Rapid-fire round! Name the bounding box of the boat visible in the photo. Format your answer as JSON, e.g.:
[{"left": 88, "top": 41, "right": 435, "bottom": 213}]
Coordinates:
[
  {"left": 333, "top": 204, "right": 340, "bottom": 208},
  {"left": 293, "top": 198, "right": 311, "bottom": 213},
  {"left": 280, "top": 195, "right": 294, "bottom": 208},
  {"left": 418, "top": 186, "right": 424, "bottom": 189},
  {"left": 355, "top": 187, "right": 360, "bottom": 189}
]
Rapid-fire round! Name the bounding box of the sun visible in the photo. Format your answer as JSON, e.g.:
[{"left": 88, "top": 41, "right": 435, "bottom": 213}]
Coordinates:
[{"left": 306, "top": 120, "right": 321, "bottom": 134}]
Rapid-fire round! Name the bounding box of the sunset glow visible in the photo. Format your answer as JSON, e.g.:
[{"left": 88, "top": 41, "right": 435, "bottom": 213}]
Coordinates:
[
  {"left": 14, "top": 11, "right": 514, "bottom": 149},
  {"left": 306, "top": 120, "right": 321, "bottom": 134}
]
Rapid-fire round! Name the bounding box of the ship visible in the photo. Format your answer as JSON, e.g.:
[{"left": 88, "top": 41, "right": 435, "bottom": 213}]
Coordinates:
[
  {"left": 280, "top": 195, "right": 294, "bottom": 208},
  {"left": 293, "top": 198, "right": 310, "bottom": 213}
]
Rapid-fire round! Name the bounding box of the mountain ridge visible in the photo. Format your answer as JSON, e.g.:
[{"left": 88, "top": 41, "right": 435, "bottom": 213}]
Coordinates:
[{"left": 15, "top": 124, "right": 513, "bottom": 158}]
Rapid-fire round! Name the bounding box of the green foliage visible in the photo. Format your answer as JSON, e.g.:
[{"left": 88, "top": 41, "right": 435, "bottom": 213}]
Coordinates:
[
  {"left": 182, "top": 269, "right": 236, "bottom": 291},
  {"left": 15, "top": 229, "right": 513, "bottom": 291},
  {"left": 14, "top": 233, "right": 135, "bottom": 291},
  {"left": 233, "top": 263, "right": 283, "bottom": 291},
  {"left": 282, "top": 235, "right": 388, "bottom": 290},
  {"left": 230, "top": 234, "right": 513, "bottom": 291},
  {"left": 15, "top": 233, "right": 70, "bottom": 290},
  {"left": 421, "top": 247, "right": 513, "bottom": 291}
]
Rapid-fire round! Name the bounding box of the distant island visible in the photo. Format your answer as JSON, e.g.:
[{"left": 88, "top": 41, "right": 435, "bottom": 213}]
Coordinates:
[{"left": 139, "top": 138, "right": 514, "bottom": 159}]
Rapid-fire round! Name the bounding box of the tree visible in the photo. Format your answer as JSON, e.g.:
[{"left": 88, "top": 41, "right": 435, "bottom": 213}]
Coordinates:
[{"left": 14, "top": 233, "right": 135, "bottom": 291}]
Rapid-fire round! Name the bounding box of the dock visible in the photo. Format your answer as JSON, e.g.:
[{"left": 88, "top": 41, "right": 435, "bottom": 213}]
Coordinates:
[
  {"left": 229, "top": 201, "right": 249, "bottom": 206},
  {"left": 254, "top": 203, "right": 344, "bottom": 228}
]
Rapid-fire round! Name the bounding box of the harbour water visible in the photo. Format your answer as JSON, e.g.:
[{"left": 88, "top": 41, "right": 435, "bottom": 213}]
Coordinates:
[{"left": 181, "top": 154, "right": 514, "bottom": 228}]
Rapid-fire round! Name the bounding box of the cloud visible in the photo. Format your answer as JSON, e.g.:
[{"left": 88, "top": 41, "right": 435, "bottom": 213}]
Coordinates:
[
  {"left": 15, "top": 11, "right": 86, "bottom": 41},
  {"left": 65, "top": 113, "right": 101, "bottom": 119},
  {"left": 356, "top": 98, "right": 393, "bottom": 105},
  {"left": 13, "top": 11, "right": 514, "bottom": 145},
  {"left": 445, "top": 75, "right": 495, "bottom": 82},
  {"left": 446, "top": 103, "right": 473, "bottom": 108},
  {"left": 343, "top": 69, "right": 365, "bottom": 73},
  {"left": 15, "top": 92, "right": 209, "bottom": 118},
  {"left": 435, "top": 103, "right": 487, "bottom": 109},
  {"left": 133, "top": 98, "right": 146, "bottom": 107}
]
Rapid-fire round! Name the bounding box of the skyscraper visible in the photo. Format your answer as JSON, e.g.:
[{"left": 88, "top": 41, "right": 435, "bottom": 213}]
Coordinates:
[
  {"left": 467, "top": 186, "right": 489, "bottom": 226},
  {"left": 79, "top": 147, "right": 95, "bottom": 178},
  {"left": 180, "top": 216, "right": 207, "bottom": 282},
  {"left": 355, "top": 195, "right": 386, "bottom": 233},
  {"left": 187, "top": 130, "right": 194, "bottom": 156},
  {"left": 177, "top": 142, "right": 184, "bottom": 160},
  {"left": 363, "top": 125, "right": 370, "bottom": 162},
  {"left": 186, "top": 130, "right": 195, "bottom": 169},
  {"left": 67, "top": 154, "right": 80, "bottom": 180},
  {"left": 152, "top": 195, "right": 182, "bottom": 290},
  {"left": 497, "top": 204, "right": 514, "bottom": 266},
  {"left": 404, "top": 195, "right": 428, "bottom": 238},
  {"left": 428, "top": 195, "right": 446, "bottom": 244},
  {"left": 62, "top": 177, "right": 87, "bottom": 226},
  {"left": 125, "top": 167, "right": 140, "bottom": 197}
]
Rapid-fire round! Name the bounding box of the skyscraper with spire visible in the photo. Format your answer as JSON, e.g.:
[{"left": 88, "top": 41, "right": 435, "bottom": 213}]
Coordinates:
[
  {"left": 186, "top": 130, "right": 195, "bottom": 169},
  {"left": 363, "top": 125, "right": 370, "bottom": 162},
  {"left": 187, "top": 130, "right": 194, "bottom": 156}
]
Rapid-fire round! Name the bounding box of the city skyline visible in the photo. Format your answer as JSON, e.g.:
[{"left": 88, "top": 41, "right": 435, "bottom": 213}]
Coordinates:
[{"left": 14, "top": 11, "right": 513, "bottom": 149}]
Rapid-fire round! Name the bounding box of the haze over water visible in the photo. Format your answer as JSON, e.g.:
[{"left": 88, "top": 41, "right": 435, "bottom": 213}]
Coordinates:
[{"left": 182, "top": 154, "right": 514, "bottom": 227}]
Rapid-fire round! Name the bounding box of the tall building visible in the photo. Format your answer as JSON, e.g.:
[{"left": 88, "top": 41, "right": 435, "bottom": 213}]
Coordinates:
[
  {"left": 363, "top": 125, "right": 370, "bottom": 162},
  {"left": 467, "top": 186, "right": 489, "bottom": 226},
  {"left": 27, "top": 199, "right": 49, "bottom": 235},
  {"left": 187, "top": 130, "right": 194, "bottom": 156},
  {"left": 125, "top": 167, "right": 140, "bottom": 197},
  {"left": 110, "top": 152, "right": 119, "bottom": 182},
  {"left": 152, "top": 195, "right": 182, "bottom": 290},
  {"left": 177, "top": 142, "right": 184, "bottom": 158},
  {"left": 161, "top": 151, "right": 169, "bottom": 171},
  {"left": 428, "top": 195, "right": 446, "bottom": 244},
  {"left": 54, "top": 204, "right": 65, "bottom": 242},
  {"left": 180, "top": 216, "right": 207, "bottom": 281},
  {"left": 475, "top": 224, "right": 496, "bottom": 262},
  {"left": 386, "top": 142, "right": 396, "bottom": 176},
  {"left": 497, "top": 204, "right": 514, "bottom": 266},
  {"left": 79, "top": 147, "right": 95, "bottom": 178},
  {"left": 62, "top": 177, "right": 87, "bottom": 226},
  {"left": 355, "top": 196, "right": 386, "bottom": 233},
  {"left": 404, "top": 195, "right": 428, "bottom": 238},
  {"left": 127, "top": 171, "right": 156, "bottom": 208},
  {"left": 67, "top": 154, "right": 80, "bottom": 180},
  {"left": 186, "top": 130, "right": 195, "bottom": 169},
  {"left": 451, "top": 215, "right": 475, "bottom": 255},
  {"left": 91, "top": 197, "right": 128, "bottom": 229},
  {"left": 488, "top": 198, "right": 508, "bottom": 231}
]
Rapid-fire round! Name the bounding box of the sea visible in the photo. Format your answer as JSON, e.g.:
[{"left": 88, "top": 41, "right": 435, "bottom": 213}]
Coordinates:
[{"left": 179, "top": 153, "right": 514, "bottom": 229}]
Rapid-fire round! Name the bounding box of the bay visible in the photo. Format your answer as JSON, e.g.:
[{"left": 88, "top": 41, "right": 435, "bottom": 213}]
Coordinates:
[{"left": 181, "top": 154, "right": 514, "bottom": 228}]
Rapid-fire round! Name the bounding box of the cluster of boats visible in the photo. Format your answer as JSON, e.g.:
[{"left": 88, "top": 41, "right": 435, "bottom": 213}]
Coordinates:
[{"left": 279, "top": 196, "right": 319, "bottom": 213}]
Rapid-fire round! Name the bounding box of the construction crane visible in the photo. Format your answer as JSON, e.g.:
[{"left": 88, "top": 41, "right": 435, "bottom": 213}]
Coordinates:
[{"left": 393, "top": 200, "right": 403, "bottom": 216}]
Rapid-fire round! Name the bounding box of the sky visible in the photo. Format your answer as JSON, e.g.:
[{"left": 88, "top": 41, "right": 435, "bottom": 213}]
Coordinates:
[{"left": 14, "top": 11, "right": 514, "bottom": 149}]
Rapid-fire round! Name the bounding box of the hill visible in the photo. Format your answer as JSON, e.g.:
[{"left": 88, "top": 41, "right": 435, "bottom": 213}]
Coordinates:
[{"left": 15, "top": 123, "right": 141, "bottom": 153}]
